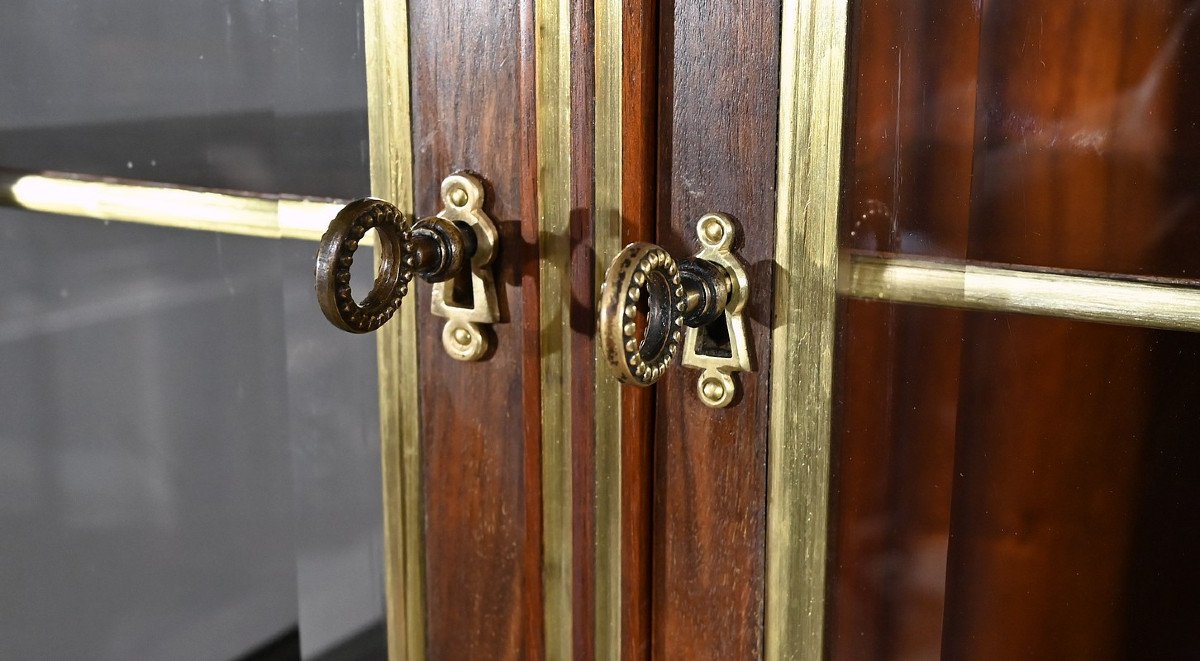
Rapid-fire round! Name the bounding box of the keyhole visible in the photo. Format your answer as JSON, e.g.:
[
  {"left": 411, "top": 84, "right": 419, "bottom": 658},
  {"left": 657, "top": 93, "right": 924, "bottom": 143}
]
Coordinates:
[
  {"left": 444, "top": 266, "right": 475, "bottom": 309},
  {"left": 695, "top": 315, "right": 732, "bottom": 359}
]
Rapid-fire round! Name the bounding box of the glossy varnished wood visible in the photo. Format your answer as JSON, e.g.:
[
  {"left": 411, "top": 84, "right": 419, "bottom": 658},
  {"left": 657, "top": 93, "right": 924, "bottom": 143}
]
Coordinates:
[
  {"left": 565, "top": 0, "right": 659, "bottom": 656},
  {"left": 651, "top": 1, "right": 780, "bottom": 656},
  {"left": 409, "top": 0, "right": 543, "bottom": 656},
  {"left": 619, "top": 1, "right": 658, "bottom": 658}
]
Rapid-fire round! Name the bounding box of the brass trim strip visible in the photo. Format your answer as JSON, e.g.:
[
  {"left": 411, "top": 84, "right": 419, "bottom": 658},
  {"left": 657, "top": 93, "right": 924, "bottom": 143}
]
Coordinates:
[
  {"left": 842, "top": 252, "right": 1200, "bottom": 332},
  {"left": 765, "top": 0, "right": 849, "bottom": 658},
  {"left": 0, "top": 169, "right": 346, "bottom": 242},
  {"left": 593, "top": 0, "right": 623, "bottom": 656},
  {"left": 364, "top": 0, "right": 426, "bottom": 658},
  {"left": 535, "top": 0, "right": 574, "bottom": 657}
]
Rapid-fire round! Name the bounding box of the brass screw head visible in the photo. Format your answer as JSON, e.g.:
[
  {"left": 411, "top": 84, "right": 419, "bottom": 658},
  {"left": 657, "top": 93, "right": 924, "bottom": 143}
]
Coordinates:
[
  {"left": 702, "top": 219, "right": 724, "bottom": 242},
  {"left": 453, "top": 327, "right": 472, "bottom": 345},
  {"left": 701, "top": 377, "right": 725, "bottom": 402},
  {"left": 448, "top": 186, "right": 468, "bottom": 207}
]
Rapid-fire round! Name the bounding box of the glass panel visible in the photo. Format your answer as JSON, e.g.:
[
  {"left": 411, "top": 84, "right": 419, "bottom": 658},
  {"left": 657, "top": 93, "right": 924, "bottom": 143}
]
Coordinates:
[
  {"left": 845, "top": 0, "right": 1200, "bottom": 278},
  {"left": 283, "top": 239, "right": 385, "bottom": 660},
  {"left": 273, "top": 0, "right": 371, "bottom": 200},
  {"left": 273, "top": 2, "right": 385, "bottom": 658},
  {"left": 0, "top": 1, "right": 277, "bottom": 190},
  {"left": 0, "top": 1, "right": 384, "bottom": 658},
  {"left": 831, "top": 303, "right": 1200, "bottom": 658},
  {"left": 833, "top": 2, "right": 1200, "bottom": 657},
  {"left": 0, "top": 211, "right": 296, "bottom": 659}
]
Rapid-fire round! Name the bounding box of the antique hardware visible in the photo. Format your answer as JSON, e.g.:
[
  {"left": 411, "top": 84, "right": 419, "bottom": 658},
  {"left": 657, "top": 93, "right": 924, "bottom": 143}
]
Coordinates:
[
  {"left": 315, "top": 172, "right": 500, "bottom": 361},
  {"left": 598, "top": 213, "right": 752, "bottom": 407}
]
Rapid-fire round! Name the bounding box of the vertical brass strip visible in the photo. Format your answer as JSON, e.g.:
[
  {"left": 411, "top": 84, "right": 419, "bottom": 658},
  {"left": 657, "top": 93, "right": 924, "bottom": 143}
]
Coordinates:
[
  {"left": 765, "top": 0, "right": 849, "bottom": 659},
  {"left": 593, "top": 0, "right": 623, "bottom": 657},
  {"left": 364, "top": 0, "right": 425, "bottom": 659},
  {"left": 535, "top": 0, "right": 574, "bottom": 657}
]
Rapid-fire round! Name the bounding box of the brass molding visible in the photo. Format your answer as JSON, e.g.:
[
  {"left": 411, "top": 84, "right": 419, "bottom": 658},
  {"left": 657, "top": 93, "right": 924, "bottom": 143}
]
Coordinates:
[
  {"left": 765, "top": 0, "right": 849, "bottom": 659},
  {"left": 842, "top": 251, "right": 1200, "bottom": 332},
  {"left": 535, "top": 0, "right": 574, "bottom": 657},
  {"left": 364, "top": 0, "right": 426, "bottom": 657},
  {"left": 593, "top": 0, "right": 623, "bottom": 655},
  {"left": 0, "top": 168, "right": 345, "bottom": 242}
]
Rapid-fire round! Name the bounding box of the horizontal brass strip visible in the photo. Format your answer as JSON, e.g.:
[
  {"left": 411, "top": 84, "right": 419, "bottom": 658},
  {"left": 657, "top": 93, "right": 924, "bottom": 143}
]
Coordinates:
[
  {"left": 0, "top": 168, "right": 348, "bottom": 242},
  {"left": 842, "top": 251, "right": 1200, "bottom": 332}
]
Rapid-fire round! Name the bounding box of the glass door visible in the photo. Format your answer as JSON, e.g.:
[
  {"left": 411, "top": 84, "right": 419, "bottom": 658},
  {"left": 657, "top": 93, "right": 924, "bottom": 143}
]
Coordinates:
[
  {"left": 822, "top": 1, "right": 1200, "bottom": 658},
  {"left": 0, "top": 2, "right": 387, "bottom": 658}
]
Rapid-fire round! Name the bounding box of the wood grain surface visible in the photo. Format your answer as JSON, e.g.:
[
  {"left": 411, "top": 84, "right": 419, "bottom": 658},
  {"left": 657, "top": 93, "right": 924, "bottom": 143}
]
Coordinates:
[
  {"left": 651, "top": 1, "right": 780, "bottom": 657},
  {"left": 409, "top": 0, "right": 543, "bottom": 656},
  {"left": 619, "top": 1, "right": 659, "bottom": 658},
  {"left": 566, "top": 0, "right": 661, "bottom": 656},
  {"left": 570, "top": 0, "right": 597, "bottom": 656}
]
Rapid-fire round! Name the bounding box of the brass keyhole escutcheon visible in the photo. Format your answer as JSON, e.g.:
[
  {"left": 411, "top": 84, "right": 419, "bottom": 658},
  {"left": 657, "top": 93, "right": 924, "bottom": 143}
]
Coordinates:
[
  {"left": 598, "top": 213, "right": 753, "bottom": 407},
  {"left": 314, "top": 172, "right": 501, "bottom": 361}
]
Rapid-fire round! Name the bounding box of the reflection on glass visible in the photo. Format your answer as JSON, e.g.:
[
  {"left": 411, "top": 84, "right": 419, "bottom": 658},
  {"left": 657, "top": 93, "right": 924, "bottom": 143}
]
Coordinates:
[
  {"left": 845, "top": 0, "right": 1200, "bottom": 279},
  {"left": 0, "top": 2, "right": 276, "bottom": 190},
  {"left": 836, "top": 2, "right": 1200, "bottom": 656},
  {"left": 0, "top": 0, "right": 383, "bottom": 658},
  {"left": 832, "top": 302, "right": 1200, "bottom": 659},
  {"left": 0, "top": 0, "right": 370, "bottom": 199},
  {"left": 0, "top": 211, "right": 296, "bottom": 659},
  {"left": 273, "top": 2, "right": 386, "bottom": 658}
]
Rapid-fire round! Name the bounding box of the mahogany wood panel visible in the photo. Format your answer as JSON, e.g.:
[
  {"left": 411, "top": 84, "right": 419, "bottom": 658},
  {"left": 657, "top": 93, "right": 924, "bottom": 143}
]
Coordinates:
[
  {"left": 651, "top": 1, "right": 779, "bottom": 657},
  {"left": 409, "top": 0, "right": 543, "bottom": 656},
  {"left": 620, "top": 1, "right": 659, "bottom": 659},
  {"left": 564, "top": 0, "right": 660, "bottom": 656},
  {"left": 519, "top": 3, "right": 546, "bottom": 658}
]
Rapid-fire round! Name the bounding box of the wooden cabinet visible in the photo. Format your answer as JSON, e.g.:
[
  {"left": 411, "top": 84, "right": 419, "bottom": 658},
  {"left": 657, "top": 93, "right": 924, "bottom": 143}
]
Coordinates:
[
  {"left": 383, "top": 1, "right": 1200, "bottom": 658},
  {"left": 376, "top": 0, "right": 817, "bottom": 656},
  {"left": 3, "top": 1, "right": 1198, "bottom": 659}
]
